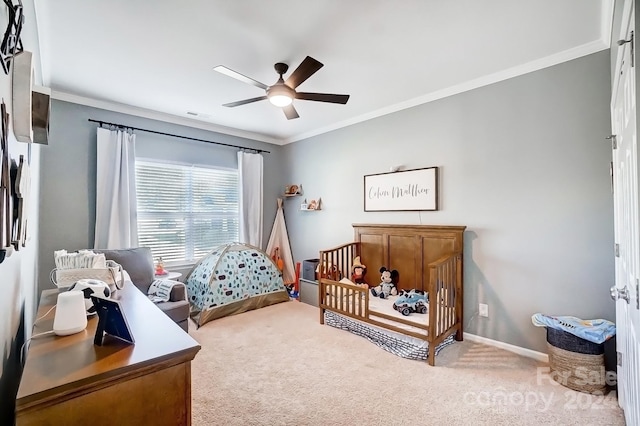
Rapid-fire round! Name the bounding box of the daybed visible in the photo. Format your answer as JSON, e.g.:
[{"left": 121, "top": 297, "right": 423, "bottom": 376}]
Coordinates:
[{"left": 318, "top": 224, "right": 465, "bottom": 366}]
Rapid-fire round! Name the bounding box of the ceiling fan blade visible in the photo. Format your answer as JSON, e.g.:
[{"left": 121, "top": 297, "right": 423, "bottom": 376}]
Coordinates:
[
  {"left": 285, "top": 56, "right": 323, "bottom": 89},
  {"left": 283, "top": 104, "right": 299, "bottom": 120},
  {"left": 213, "top": 65, "right": 269, "bottom": 90},
  {"left": 222, "top": 96, "right": 268, "bottom": 107},
  {"left": 296, "top": 92, "right": 350, "bottom": 104}
]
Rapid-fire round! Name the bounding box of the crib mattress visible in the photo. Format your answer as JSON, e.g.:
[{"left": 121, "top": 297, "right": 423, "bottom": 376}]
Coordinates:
[
  {"left": 324, "top": 310, "right": 453, "bottom": 361},
  {"left": 368, "top": 294, "right": 429, "bottom": 331},
  {"left": 326, "top": 286, "right": 429, "bottom": 333}
]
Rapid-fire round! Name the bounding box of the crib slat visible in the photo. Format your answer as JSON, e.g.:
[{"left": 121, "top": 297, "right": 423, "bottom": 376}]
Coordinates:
[
  {"left": 445, "top": 260, "right": 449, "bottom": 332},
  {"left": 330, "top": 284, "right": 334, "bottom": 309},
  {"left": 441, "top": 258, "right": 447, "bottom": 331},
  {"left": 448, "top": 260, "right": 451, "bottom": 331},
  {"left": 447, "top": 261, "right": 455, "bottom": 329},
  {"left": 438, "top": 266, "right": 442, "bottom": 336},
  {"left": 450, "top": 258, "right": 456, "bottom": 331}
]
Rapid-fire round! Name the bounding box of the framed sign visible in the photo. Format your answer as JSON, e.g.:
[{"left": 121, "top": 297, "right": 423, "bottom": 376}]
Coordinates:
[{"left": 364, "top": 167, "right": 438, "bottom": 211}]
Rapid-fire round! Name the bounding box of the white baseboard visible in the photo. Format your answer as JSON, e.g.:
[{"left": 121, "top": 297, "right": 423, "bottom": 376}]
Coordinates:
[{"left": 463, "top": 332, "right": 549, "bottom": 363}]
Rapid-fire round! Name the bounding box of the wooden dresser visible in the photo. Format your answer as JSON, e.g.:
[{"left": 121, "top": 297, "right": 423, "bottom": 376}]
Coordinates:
[{"left": 16, "top": 282, "right": 201, "bottom": 425}]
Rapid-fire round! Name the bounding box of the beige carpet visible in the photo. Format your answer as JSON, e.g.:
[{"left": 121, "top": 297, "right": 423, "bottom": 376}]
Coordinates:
[{"left": 189, "top": 301, "right": 625, "bottom": 426}]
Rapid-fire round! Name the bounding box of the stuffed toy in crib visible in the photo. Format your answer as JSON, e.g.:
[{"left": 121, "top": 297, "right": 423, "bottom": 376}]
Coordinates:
[
  {"left": 316, "top": 261, "right": 341, "bottom": 280},
  {"left": 393, "top": 289, "right": 428, "bottom": 316},
  {"left": 370, "top": 267, "right": 399, "bottom": 299},
  {"left": 351, "top": 256, "right": 368, "bottom": 287}
]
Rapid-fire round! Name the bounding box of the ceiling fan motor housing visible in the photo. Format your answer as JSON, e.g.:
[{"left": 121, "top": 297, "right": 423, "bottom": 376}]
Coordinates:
[{"left": 274, "top": 62, "right": 289, "bottom": 76}]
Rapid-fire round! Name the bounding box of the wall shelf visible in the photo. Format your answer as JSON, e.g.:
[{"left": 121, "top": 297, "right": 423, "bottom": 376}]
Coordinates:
[
  {"left": 283, "top": 184, "right": 303, "bottom": 197},
  {"left": 300, "top": 197, "right": 321, "bottom": 211}
]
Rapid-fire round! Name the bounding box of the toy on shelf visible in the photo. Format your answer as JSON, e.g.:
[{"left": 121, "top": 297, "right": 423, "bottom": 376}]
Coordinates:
[
  {"left": 301, "top": 198, "right": 322, "bottom": 211},
  {"left": 284, "top": 184, "right": 302, "bottom": 196},
  {"left": 155, "top": 257, "right": 168, "bottom": 276}
]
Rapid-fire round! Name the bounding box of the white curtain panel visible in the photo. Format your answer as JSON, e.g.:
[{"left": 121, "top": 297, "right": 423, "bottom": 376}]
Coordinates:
[
  {"left": 94, "top": 127, "right": 138, "bottom": 249},
  {"left": 266, "top": 198, "right": 296, "bottom": 284},
  {"left": 237, "top": 151, "right": 263, "bottom": 248}
]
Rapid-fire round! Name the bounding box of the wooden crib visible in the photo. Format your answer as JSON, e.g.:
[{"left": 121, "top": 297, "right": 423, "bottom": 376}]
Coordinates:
[{"left": 318, "top": 224, "right": 466, "bottom": 365}]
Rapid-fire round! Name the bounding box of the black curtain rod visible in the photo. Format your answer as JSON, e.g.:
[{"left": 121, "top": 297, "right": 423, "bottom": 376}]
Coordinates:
[{"left": 87, "top": 119, "right": 270, "bottom": 154}]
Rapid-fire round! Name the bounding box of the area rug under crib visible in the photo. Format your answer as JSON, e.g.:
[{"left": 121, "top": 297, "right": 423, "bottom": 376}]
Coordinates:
[{"left": 324, "top": 310, "right": 455, "bottom": 360}]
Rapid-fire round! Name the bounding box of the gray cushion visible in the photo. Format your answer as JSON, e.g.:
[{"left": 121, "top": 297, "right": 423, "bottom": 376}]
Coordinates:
[
  {"left": 156, "top": 299, "right": 190, "bottom": 324},
  {"left": 95, "top": 247, "right": 155, "bottom": 291}
]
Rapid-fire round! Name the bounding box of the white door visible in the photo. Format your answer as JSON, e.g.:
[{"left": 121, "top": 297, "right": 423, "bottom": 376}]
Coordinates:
[{"left": 611, "top": 2, "right": 640, "bottom": 425}]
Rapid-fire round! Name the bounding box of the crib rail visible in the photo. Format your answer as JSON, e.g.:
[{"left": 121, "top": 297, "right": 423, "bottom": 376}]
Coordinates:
[
  {"left": 319, "top": 278, "right": 430, "bottom": 340},
  {"left": 318, "top": 242, "right": 360, "bottom": 281},
  {"left": 427, "top": 252, "right": 463, "bottom": 342},
  {"left": 320, "top": 278, "right": 367, "bottom": 319}
]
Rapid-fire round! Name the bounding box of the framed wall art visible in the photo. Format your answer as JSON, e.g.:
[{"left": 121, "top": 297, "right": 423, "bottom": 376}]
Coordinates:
[{"left": 364, "top": 166, "right": 438, "bottom": 212}]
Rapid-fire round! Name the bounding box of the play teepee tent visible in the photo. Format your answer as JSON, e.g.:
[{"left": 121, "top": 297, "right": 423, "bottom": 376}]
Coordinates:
[
  {"left": 266, "top": 198, "right": 296, "bottom": 285},
  {"left": 184, "top": 242, "right": 290, "bottom": 327}
]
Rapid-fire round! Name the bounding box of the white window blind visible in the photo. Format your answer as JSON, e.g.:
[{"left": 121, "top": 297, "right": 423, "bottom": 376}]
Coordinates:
[{"left": 135, "top": 160, "right": 239, "bottom": 265}]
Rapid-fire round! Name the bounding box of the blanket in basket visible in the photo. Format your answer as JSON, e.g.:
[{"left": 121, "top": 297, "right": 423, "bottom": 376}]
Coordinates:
[{"left": 531, "top": 313, "right": 616, "bottom": 344}]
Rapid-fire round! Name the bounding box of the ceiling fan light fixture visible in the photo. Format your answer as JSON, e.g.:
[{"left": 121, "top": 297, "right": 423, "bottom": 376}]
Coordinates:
[
  {"left": 268, "top": 94, "right": 293, "bottom": 107},
  {"left": 266, "top": 83, "right": 294, "bottom": 107}
]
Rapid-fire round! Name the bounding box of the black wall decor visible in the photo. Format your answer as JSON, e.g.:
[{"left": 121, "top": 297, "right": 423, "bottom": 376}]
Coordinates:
[
  {"left": 0, "top": 100, "right": 11, "bottom": 262},
  {"left": 0, "top": 0, "right": 23, "bottom": 75}
]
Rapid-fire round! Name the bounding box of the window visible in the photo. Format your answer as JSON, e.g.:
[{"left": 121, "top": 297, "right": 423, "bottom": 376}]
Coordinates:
[{"left": 135, "top": 160, "right": 239, "bottom": 265}]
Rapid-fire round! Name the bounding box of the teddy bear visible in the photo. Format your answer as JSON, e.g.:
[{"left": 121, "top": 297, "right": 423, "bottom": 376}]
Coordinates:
[{"left": 370, "top": 267, "right": 399, "bottom": 299}]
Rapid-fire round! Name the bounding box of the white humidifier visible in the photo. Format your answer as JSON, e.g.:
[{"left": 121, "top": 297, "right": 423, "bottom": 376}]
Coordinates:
[{"left": 53, "top": 291, "right": 88, "bottom": 336}]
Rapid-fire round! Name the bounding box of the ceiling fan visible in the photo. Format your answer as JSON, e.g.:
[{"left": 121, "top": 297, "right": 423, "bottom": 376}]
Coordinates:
[{"left": 213, "top": 56, "right": 350, "bottom": 120}]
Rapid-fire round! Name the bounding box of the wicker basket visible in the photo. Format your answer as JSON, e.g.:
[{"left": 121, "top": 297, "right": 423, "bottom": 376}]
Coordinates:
[
  {"left": 50, "top": 260, "right": 124, "bottom": 292},
  {"left": 546, "top": 327, "right": 606, "bottom": 394}
]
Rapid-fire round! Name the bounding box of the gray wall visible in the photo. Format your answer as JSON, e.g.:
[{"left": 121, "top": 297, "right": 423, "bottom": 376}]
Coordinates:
[
  {"left": 38, "top": 101, "right": 285, "bottom": 292},
  {"left": 282, "top": 51, "right": 614, "bottom": 354},
  {"left": 0, "top": 0, "right": 42, "bottom": 421},
  {"left": 0, "top": 101, "right": 41, "bottom": 424}
]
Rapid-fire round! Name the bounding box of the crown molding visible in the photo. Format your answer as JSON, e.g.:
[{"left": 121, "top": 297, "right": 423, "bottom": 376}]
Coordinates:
[
  {"left": 50, "top": 38, "right": 609, "bottom": 147},
  {"left": 50, "top": 90, "right": 284, "bottom": 145}
]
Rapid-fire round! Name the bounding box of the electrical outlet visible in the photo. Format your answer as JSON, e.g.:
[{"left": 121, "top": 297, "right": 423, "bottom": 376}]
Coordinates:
[{"left": 479, "top": 303, "right": 489, "bottom": 317}]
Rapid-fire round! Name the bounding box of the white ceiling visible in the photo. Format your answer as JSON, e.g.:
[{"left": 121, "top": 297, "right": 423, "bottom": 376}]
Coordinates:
[{"left": 33, "top": 0, "right": 612, "bottom": 145}]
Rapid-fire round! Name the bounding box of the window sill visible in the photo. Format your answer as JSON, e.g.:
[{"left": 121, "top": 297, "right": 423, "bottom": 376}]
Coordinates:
[{"left": 164, "top": 262, "right": 197, "bottom": 270}]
